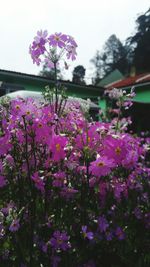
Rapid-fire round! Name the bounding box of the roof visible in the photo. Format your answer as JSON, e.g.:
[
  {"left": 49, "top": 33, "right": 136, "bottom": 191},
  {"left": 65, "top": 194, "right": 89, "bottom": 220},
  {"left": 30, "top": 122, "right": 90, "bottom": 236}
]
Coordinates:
[
  {"left": 98, "top": 69, "right": 124, "bottom": 87},
  {"left": 0, "top": 69, "right": 104, "bottom": 93},
  {"left": 106, "top": 73, "right": 150, "bottom": 89}
]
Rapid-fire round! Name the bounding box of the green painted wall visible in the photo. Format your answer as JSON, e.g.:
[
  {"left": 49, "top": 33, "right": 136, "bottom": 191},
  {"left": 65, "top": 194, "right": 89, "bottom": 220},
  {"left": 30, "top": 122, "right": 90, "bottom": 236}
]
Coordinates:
[
  {"left": 98, "top": 99, "right": 106, "bottom": 110},
  {"left": 133, "top": 87, "right": 150, "bottom": 103},
  {"left": 0, "top": 71, "right": 104, "bottom": 100},
  {"left": 121, "top": 83, "right": 150, "bottom": 103}
]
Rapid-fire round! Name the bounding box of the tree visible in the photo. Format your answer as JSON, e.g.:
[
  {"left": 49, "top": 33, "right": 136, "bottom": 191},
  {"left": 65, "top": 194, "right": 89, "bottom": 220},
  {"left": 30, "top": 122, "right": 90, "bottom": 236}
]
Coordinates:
[
  {"left": 91, "top": 35, "right": 129, "bottom": 84},
  {"left": 39, "top": 64, "right": 63, "bottom": 80},
  {"left": 72, "top": 65, "right": 86, "bottom": 84},
  {"left": 127, "top": 8, "right": 150, "bottom": 73},
  {"left": 100, "top": 34, "right": 129, "bottom": 75},
  {"left": 90, "top": 50, "right": 104, "bottom": 85}
]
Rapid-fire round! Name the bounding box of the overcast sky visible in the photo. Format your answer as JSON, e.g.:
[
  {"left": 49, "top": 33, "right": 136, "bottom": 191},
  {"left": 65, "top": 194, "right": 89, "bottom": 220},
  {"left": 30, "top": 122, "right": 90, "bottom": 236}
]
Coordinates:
[{"left": 0, "top": 0, "right": 149, "bottom": 83}]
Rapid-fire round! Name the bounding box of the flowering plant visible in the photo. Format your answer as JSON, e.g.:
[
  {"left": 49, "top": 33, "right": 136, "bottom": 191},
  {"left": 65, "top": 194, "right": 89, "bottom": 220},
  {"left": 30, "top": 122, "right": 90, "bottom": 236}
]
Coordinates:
[
  {"left": 29, "top": 30, "right": 77, "bottom": 115},
  {"left": 0, "top": 31, "right": 150, "bottom": 267},
  {"left": 29, "top": 30, "right": 77, "bottom": 68}
]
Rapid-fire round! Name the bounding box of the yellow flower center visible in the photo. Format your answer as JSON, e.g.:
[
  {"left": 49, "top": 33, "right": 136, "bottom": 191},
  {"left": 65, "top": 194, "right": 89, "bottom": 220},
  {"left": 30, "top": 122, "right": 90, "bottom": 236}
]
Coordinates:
[
  {"left": 83, "top": 232, "right": 87, "bottom": 238},
  {"left": 115, "top": 146, "right": 121, "bottom": 155},
  {"left": 15, "top": 105, "right": 20, "bottom": 110},
  {"left": 26, "top": 110, "right": 31, "bottom": 115},
  {"left": 58, "top": 239, "right": 63, "bottom": 245},
  {"left": 55, "top": 36, "right": 60, "bottom": 41},
  {"left": 97, "top": 161, "right": 105, "bottom": 167},
  {"left": 87, "top": 137, "right": 90, "bottom": 143},
  {"left": 38, "top": 123, "right": 43, "bottom": 128},
  {"left": 56, "top": 143, "right": 61, "bottom": 152}
]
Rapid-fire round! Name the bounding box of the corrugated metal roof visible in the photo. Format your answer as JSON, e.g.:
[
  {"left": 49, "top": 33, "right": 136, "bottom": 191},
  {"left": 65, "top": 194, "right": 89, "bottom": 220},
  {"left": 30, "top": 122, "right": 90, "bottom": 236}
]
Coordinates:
[{"left": 106, "top": 73, "right": 150, "bottom": 89}]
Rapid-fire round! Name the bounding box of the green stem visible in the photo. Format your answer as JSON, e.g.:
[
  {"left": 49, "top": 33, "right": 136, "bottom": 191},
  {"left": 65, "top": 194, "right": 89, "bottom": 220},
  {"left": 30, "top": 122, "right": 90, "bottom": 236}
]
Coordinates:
[{"left": 54, "top": 62, "right": 58, "bottom": 114}]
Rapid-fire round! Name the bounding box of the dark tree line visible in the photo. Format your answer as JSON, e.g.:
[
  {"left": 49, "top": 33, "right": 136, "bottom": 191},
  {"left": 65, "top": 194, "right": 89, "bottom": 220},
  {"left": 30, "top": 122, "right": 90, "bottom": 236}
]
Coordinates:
[{"left": 91, "top": 8, "right": 150, "bottom": 84}]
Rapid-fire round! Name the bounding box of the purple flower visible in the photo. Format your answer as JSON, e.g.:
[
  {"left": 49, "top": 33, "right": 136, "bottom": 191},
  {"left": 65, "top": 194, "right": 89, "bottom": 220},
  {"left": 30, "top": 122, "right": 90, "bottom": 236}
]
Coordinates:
[
  {"left": 115, "top": 227, "right": 125, "bottom": 240},
  {"left": 39, "top": 241, "right": 48, "bottom": 253},
  {"left": 112, "top": 178, "right": 128, "bottom": 201},
  {"left": 144, "top": 213, "right": 150, "bottom": 229},
  {"left": 30, "top": 30, "right": 77, "bottom": 67},
  {"left": 34, "top": 30, "right": 48, "bottom": 44},
  {"left": 5, "top": 154, "right": 14, "bottom": 166},
  {"left": 66, "top": 44, "right": 77, "bottom": 60},
  {"left": 48, "top": 32, "right": 68, "bottom": 48},
  {"left": 134, "top": 207, "right": 142, "bottom": 219},
  {"left": 98, "top": 215, "right": 109, "bottom": 233},
  {"left": 0, "top": 175, "right": 7, "bottom": 188},
  {"left": 81, "top": 226, "right": 94, "bottom": 240},
  {"left": 105, "top": 231, "right": 113, "bottom": 241},
  {"left": 51, "top": 255, "right": 61, "bottom": 267},
  {"left": 50, "top": 230, "right": 71, "bottom": 251},
  {"left": 0, "top": 160, "right": 3, "bottom": 172},
  {"left": 29, "top": 30, "right": 48, "bottom": 65},
  {"left": 60, "top": 187, "right": 78, "bottom": 199},
  {"left": 9, "top": 219, "right": 20, "bottom": 232},
  {"left": 31, "top": 172, "right": 45, "bottom": 193},
  {"left": 52, "top": 172, "right": 66, "bottom": 188}
]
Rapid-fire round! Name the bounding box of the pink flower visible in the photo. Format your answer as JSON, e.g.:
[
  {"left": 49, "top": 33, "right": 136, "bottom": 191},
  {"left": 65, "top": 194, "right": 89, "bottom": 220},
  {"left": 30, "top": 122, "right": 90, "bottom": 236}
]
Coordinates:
[
  {"left": 0, "top": 133, "right": 11, "bottom": 156},
  {"left": 31, "top": 172, "right": 45, "bottom": 193},
  {"left": 90, "top": 156, "right": 114, "bottom": 177},
  {"left": 52, "top": 172, "right": 66, "bottom": 188},
  {"left": 102, "top": 136, "right": 127, "bottom": 166},
  {"left": 50, "top": 135, "right": 68, "bottom": 161}
]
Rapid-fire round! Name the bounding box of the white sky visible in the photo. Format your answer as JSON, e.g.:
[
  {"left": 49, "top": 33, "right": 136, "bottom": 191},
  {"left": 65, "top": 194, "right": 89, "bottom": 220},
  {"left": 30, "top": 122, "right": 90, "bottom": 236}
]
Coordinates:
[{"left": 0, "top": 0, "right": 149, "bottom": 83}]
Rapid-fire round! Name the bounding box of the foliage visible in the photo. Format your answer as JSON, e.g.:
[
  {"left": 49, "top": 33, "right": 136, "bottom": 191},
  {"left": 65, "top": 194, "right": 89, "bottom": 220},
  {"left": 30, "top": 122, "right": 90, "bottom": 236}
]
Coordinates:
[
  {"left": 39, "top": 64, "right": 63, "bottom": 80},
  {"left": 91, "top": 35, "right": 129, "bottom": 83},
  {"left": 127, "top": 8, "right": 150, "bottom": 73},
  {"left": 72, "top": 65, "right": 86, "bottom": 84},
  {"left": 100, "top": 35, "right": 129, "bottom": 76},
  {"left": 90, "top": 51, "right": 104, "bottom": 85}
]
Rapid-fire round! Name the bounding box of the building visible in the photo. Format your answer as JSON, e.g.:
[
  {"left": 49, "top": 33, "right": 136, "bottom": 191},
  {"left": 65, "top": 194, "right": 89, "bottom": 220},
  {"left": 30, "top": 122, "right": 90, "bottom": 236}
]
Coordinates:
[
  {"left": 105, "top": 72, "right": 150, "bottom": 132},
  {"left": 0, "top": 69, "right": 106, "bottom": 120},
  {"left": 0, "top": 69, "right": 104, "bottom": 100}
]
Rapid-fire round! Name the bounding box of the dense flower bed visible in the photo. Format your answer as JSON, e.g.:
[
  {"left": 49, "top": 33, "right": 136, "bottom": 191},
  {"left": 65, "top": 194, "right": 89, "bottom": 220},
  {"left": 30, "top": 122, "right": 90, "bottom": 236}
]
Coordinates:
[{"left": 0, "top": 95, "right": 150, "bottom": 266}]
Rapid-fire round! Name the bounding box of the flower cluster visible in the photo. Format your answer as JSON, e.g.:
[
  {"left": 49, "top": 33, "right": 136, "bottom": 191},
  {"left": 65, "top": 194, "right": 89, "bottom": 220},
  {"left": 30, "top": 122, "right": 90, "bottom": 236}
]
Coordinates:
[{"left": 29, "top": 30, "right": 77, "bottom": 68}]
